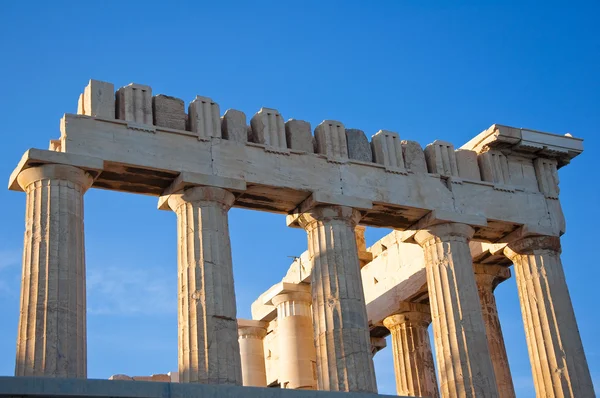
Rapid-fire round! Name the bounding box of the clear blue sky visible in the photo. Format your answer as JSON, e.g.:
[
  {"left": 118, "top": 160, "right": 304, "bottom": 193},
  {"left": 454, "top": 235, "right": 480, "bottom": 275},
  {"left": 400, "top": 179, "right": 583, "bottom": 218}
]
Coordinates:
[{"left": 0, "top": 1, "right": 598, "bottom": 396}]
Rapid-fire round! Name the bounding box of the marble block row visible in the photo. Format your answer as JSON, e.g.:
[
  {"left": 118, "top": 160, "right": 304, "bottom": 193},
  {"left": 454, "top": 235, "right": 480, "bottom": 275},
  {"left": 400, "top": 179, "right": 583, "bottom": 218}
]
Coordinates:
[{"left": 74, "top": 79, "right": 560, "bottom": 196}]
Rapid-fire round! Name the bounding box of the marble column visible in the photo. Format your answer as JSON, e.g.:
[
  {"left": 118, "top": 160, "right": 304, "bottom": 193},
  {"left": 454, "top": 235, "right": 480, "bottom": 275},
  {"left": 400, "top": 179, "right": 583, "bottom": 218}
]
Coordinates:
[
  {"left": 272, "top": 291, "right": 317, "bottom": 389},
  {"left": 167, "top": 186, "right": 242, "bottom": 385},
  {"left": 297, "top": 205, "right": 377, "bottom": 392},
  {"left": 414, "top": 223, "right": 498, "bottom": 398},
  {"left": 383, "top": 303, "right": 439, "bottom": 398},
  {"left": 15, "top": 164, "right": 93, "bottom": 378},
  {"left": 504, "top": 236, "right": 594, "bottom": 397},
  {"left": 238, "top": 323, "right": 268, "bottom": 387},
  {"left": 473, "top": 264, "right": 515, "bottom": 398}
]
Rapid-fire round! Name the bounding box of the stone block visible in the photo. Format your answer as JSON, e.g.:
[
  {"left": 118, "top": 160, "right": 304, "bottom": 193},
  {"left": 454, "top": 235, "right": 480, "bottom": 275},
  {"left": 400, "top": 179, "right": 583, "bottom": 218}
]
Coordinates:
[
  {"left": 116, "top": 83, "right": 152, "bottom": 124},
  {"left": 371, "top": 130, "right": 406, "bottom": 172},
  {"left": 424, "top": 140, "right": 459, "bottom": 177},
  {"left": 478, "top": 150, "right": 511, "bottom": 185},
  {"left": 401, "top": 140, "right": 427, "bottom": 173},
  {"left": 188, "top": 95, "right": 221, "bottom": 140},
  {"left": 80, "top": 79, "right": 115, "bottom": 119},
  {"left": 250, "top": 108, "right": 286, "bottom": 148},
  {"left": 455, "top": 149, "right": 481, "bottom": 181},
  {"left": 534, "top": 157, "right": 559, "bottom": 198},
  {"left": 285, "top": 119, "right": 314, "bottom": 153},
  {"left": 315, "top": 120, "right": 348, "bottom": 160},
  {"left": 345, "top": 129, "right": 372, "bottom": 162},
  {"left": 221, "top": 109, "right": 247, "bottom": 143},
  {"left": 152, "top": 95, "right": 185, "bottom": 130}
]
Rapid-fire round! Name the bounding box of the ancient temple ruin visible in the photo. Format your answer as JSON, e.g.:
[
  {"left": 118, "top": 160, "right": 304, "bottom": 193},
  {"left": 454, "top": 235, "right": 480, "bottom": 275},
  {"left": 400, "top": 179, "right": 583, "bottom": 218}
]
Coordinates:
[{"left": 3, "top": 79, "right": 595, "bottom": 398}]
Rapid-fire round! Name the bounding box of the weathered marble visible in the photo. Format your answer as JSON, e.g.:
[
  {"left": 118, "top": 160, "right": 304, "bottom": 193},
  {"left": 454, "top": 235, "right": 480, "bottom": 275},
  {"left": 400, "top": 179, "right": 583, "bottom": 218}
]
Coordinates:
[
  {"left": 296, "top": 206, "right": 376, "bottom": 393},
  {"left": 238, "top": 320, "right": 268, "bottom": 387},
  {"left": 271, "top": 289, "right": 317, "bottom": 390},
  {"left": 116, "top": 83, "right": 152, "bottom": 124},
  {"left": 414, "top": 223, "right": 498, "bottom": 398},
  {"left": 401, "top": 140, "right": 427, "bottom": 173},
  {"left": 504, "top": 236, "right": 594, "bottom": 397},
  {"left": 285, "top": 119, "right": 314, "bottom": 153},
  {"left": 250, "top": 108, "right": 286, "bottom": 148},
  {"left": 188, "top": 96, "right": 221, "bottom": 140},
  {"left": 152, "top": 95, "right": 186, "bottom": 130},
  {"left": 424, "top": 140, "right": 459, "bottom": 177},
  {"left": 78, "top": 79, "right": 115, "bottom": 119},
  {"left": 473, "top": 264, "right": 515, "bottom": 398},
  {"left": 15, "top": 165, "right": 93, "bottom": 378},
  {"left": 455, "top": 149, "right": 481, "bottom": 181},
  {"left": 314, "top": 121, "right": 348, "bottom": 161},
  {"left": 371, "top": 130, "right": 406, "bottom": 172},
  {"left": 345, "top": 129, "right": 372, "bottom": 162},
  {"left": 166, "top": 187, "right": 242, "bottom": 385},
  {"left": 383, "top": 303, "right": 439, "bottom": 398},
  {"left": 221, "top": 109, "right": 247, "bottom": 143}
]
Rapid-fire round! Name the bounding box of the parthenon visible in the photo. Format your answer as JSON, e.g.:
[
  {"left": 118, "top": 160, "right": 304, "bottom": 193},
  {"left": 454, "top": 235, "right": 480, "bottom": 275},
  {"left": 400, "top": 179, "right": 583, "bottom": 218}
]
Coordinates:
[{"left": 3, "top": 79, "right": 595, "bottom": 398}]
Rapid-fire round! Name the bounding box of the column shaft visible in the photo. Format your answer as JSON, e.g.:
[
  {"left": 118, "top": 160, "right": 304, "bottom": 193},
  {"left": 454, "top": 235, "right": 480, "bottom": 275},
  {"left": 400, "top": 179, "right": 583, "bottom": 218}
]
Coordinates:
[
  {"left": 415, "top": 223, "right": 499, "bottom": 398},
  {"left": 298, "top": 206, "right": 377, "bottom": 392},
  {"left": 238, "top": 325, "right": 267, "bottom": 387},
  {"left": 505, "top": 237, "right": 594, "bottom": 397},
  {"left": 15, "top": 164, "right": 92, "bottom": 378},
  {"left": 272, "top": 291, "right": 317, "bottom": 390},
  {"left": 473, "top": 264, "right": 515, "bottom": 398},
  {"left": 168, "top": 187, "right": 242, "bottom": 385},
  {"left": 383, "top": 307, "right": 439, "bottom": 398}
]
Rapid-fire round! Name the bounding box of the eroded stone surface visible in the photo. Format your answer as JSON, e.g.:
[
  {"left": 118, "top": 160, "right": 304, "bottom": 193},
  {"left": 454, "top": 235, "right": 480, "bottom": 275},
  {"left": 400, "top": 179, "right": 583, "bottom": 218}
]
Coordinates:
[
  {"left": 15, "top": 165, "right": 93, "bottom": 378},
  {"left": 504, "top": 237, "right": 594, "bottom": 397},
  {"left": 116, "top": 83, "right": 152, "bottom": 124},
  {"left": 345, "top": 129, "right": 372, "bottom": 162},
  {"left": 152, "top": 95, "right": 185, "bottom": 130},
  {"left": 401, "top": 140, "right": 427, "bottom": 173},
  {"left": 221, "top": 109, "right": 247, "bottom": 143},
  {"left": 285, "top": 119, "right": 314, "bottom": 153},
  {"left": 167, "top": 187, "right": 242, "bottom": 385}
]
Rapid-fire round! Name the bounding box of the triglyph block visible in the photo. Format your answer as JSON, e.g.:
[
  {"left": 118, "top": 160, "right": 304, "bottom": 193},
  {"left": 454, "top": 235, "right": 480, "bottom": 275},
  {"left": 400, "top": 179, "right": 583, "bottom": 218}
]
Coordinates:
[
  {"left": 221, "top": 109, "right": 247, "bottom": 143},
  {"left": 152, "top": 95, "right": 185, "bottom": 130},
  {"left": 401, "top": 140, "right": 427, "bottom": 173},
  {"left": 315, "top": 120, "right": 348, "bottom": 160},
  {"left": 372, "top": 130, "right": 406, "bottom": 172},
  {"left": 79, "top": 79, "right": 115, "bottom": 119},
  {"left": 116, "top": 83, "right": 152, "bottom": 124},
  {"left": 250, "top": 108, "right": 286, "bottom": 148},
  {"left": 534, "top": 158, "right": 559, "bottom": 198},
  {"left": 478, "top": 150, "right": 511, "bottom": 185},
  {"left": 424, "top": 140, "right": 459, "bottom": 177},
  {"left": 285, "top": 119, "right": 314, "bottom": 153},
  {"left": 345, "top": 129, "right": 372, "bottom": 162},
  {"left": 188, "top": 95, "right": 221, "bottom": 140},
  {"left": 455, "top": 149, "right": 481, "bottom": 181}
]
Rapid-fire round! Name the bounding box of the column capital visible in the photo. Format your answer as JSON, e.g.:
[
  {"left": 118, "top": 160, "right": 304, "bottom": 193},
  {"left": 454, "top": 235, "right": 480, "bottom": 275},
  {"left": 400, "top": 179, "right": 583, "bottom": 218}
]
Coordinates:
[
  {"left": 414, "top": 222, "right": 475, "bottom": 247},
  {"left": 271, "top": 291, "right": 312, "bottom": 307},
  {"left": 473, "top": 264, "right": 511, "bottom": 292},
  {"left": 167, "top": 186, "right": 235, "bottom": 211},
  {"left": 296, "top": 205, "right": 361, "bottom": 231},
  {"left": 17, "top": 164, "right": 93, "bottom": 192},
  {"left": 238, "top": 326, "right": 267, "bottom": 340},
  {"left": 384, "top": 311, "right": 431, "bottom": 329},
  {"left": 504, "top": 236, "right": 561, "bottom": 259}
]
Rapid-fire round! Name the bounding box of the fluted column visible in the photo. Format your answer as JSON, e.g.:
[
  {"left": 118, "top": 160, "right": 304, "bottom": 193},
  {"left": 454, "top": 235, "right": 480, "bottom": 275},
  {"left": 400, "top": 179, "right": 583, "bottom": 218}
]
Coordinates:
[
  {"left": 238, "top": 323, "right": 268, "bottom": 387},
  {"left": 297, "top": 205, "right": 377, "bottom": 392},
  {"left": 167, "top": 186, "right": 242, "bottom": 385},
  {"left": 15, "top": 164, "right": 93, "bottom": 378},
  {"left": 414, "top": 223, "right": 498, "bottom": 398},
  {"left": 504, "top": 236, "right": 594, "bottom": 397},
  {"left": 272, "top": 291, "right": 317, "bottom": 389},
  {"left": 383, "top": 303, "right": 439, "bottom": 398},
  {"left": 473, "top": 264, "right": 515, "bottom": 398}
]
